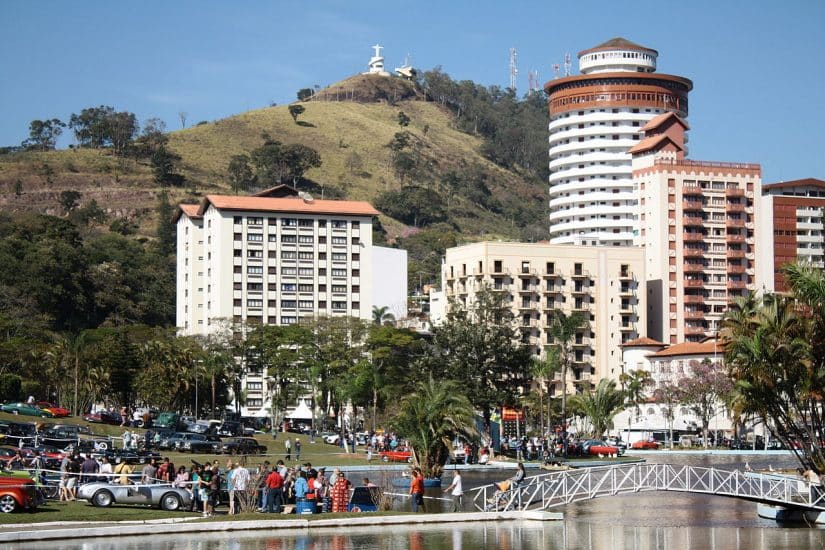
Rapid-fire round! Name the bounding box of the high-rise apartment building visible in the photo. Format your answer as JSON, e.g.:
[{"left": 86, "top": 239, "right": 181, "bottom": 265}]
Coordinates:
[
  {"left": 758, "top": 178, "right": 825, "bottom": 292},
  {"left": 630, "top": 113, "right": 762, "bottom": 343},
  {"left": 440, "top": 242, "right": 646, "bottom": 394},
  {"left": 175, "top": 186, "right": 406, "bottom": 415},
  {"left": 544, "top": 38, "right": 692, "bottom": 246}
]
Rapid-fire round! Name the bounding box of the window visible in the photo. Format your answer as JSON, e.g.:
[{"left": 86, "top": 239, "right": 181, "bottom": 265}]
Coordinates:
[
  {"left": 280, "top": 317, "right": 297, "bottom": 325},
  {"left": 298, "top": 235, "right": 314, "bottom": 244},
  {"left": 247, "top": 233, "right": 263, "bottom": 242},
  {"left": 247, "top": 266, "right": 263, "bottom": 275},
  {"left": 281, "top": 300, "right": 297, "bottom": 308},
  {"left": 352, "top": 253, "right": 360, "bottom": 261},
  {"left": 233, "top": 249, "right": 242, "bottom": 257},
  {"left": 332, "top": 253, "right": 347, "bottom": 261},
  {"left": 281, "top": 235, "right": 297, "bottom": 243},
  {"left": 247, "top": 382, "right": 263, "bottom": 391},
  {"left": 318, "top": 220, "right": 327, "bottom": 228},
  {"left": 233, "top": 299, "right": 241, "bottom": 307},
  {"left": 352, "top": 237, "right": 360, "bottom": 245},
  {"left": 233, "top": 216, "right": 242, "bottom": 224},
  {"left": 281, "top": 283, "right": 297, "bottom": 291},
  {"left": 332, "top": 237, "right": 347, "bottom": 245},
  {"left": 247, "top": 250, "right": 262, "bottom": 258},
  {"left": 281, "top": 218, "right": 297, "bottom": 227},
  {"left": 298, "top": 300, "right": 313, "bottom": 309},
  {"left": 298, "top": 267, "right": 314, "bottom": 276},
  {"left": 331, "top": 220, "right": 347, "bottom": 228},
  {"left": 298, "top": 284, "right": 314, "bottom": 292},
  {"left": 268, "top": 266, "right": 277, "bottom": 274},
  {"left": 282, "top": 267, "right": 297, "bottom": 276},
  {"left": 318, "top": 236, "right": 327, "bottom": 244},
  {"left": 248, "top": 217, "right": 263, "bottom": 225},
  {"left": 352, "top": 285, "right": 359, "bottom": 293},
  {"left": 281, "top": 251, "right": 297, "bottom": 259},
  {"left": 247, "top": 399, "right": 263, "bottom": 407},
  {"left": 298, "top": 219, "right": 313, "bottom": 227},
  {"left": 233, "top": 266, "right": 242, "bottom": 274},
  {"left": 298, "top": 251, "right": 314, "bottom": 260},
  {"left": 247, "top": 283, "right": 263, "bottom": 292},
  {"left": 332, "top": 301, "right": 347, "bottom": 310},
  {"left": 331, "top": 268, "right": 346, "bottom": 277},
  {"left": 248, "top": 299, "right": 262, "bottom": 308},
  {"left": 234, "top": 233, "right": 242, "bottom": 241},
  {"left": 352, "top": 269, "right": 360, "bottom": 277},
  {"left": 331, "top": 285, "right": 347, "bottom": 293},
  {"left": 268, "top": 300, "right": 277, "bottom": 308}
]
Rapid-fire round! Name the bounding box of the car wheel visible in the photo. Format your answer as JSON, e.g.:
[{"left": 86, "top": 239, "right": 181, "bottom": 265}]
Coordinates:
[
  {"left": 160, "top": 492, "right": 182, "bottom": 511},
  {"left": 11, "top": 411, "right": 18, "bottom": 415},
  {"left": 0, "top": 495, "right": 18, "bottom": 513},
  {"left": 382, "top": 455, "right": 389, "bottom": 462},
  {"left": 92, "top": 489, "right": 114, "bottom": 507},
  {"left": 406, "top": 457, "right": 413, "bottom": 463},
  {"left": 97, "top": 442, "right": 108, "bottom": 451}
]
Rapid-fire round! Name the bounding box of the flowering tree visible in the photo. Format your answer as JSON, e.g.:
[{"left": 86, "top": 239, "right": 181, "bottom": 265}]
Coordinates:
[{"left": 677, "top": 359, "right": 733, "bottom": 449}]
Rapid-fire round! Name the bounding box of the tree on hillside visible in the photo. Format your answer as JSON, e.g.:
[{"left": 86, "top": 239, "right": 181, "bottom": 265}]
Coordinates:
[
  {"left": 156, "top": 191, "right": 175, "bottom": 257},
  {"left": 22, "top": 119, "right": 65, "bottom": 151},
  {"left": 59, "top": 190, "right": 82, "bottom": 214},
  {"left": 374, "top": 186, "right": 446, "bottom": 227},
  {"left": 68, "top": 106, "right": 138, "bottom": 155},
  {"left": 107, "top": 111, "right": 139, "bottom": 156},
  {"left": 130, "top": 118, "right": 168, "bottom": 160},
  {"left": 397, "top": 111, "right": 410, "bottom": 127},
  {"left": 151, "top": 145, "right": 184, "bottom": 186},
  {"left": 250, "top": 136, "right": 322, "bottom": 185},
  {"left": 288, "top": 104, "right": 305, "bottom": 123},
  {"left": 227, "top": 154, "right": 256, "bottom": 194},
  {"left": 297, "top": 88, "right": 313, "bottom": 101}
]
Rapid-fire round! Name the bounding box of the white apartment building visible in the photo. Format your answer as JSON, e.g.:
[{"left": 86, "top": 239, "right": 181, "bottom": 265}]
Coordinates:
[
  {"left": 175, "top": 186, "right": 406, "bottom": 416},
  {"left": 630, "top": 112, "right": 762, "bottom": 343},
  {"left": 544, "top": 38, "right": 692, "bottom": 246},
  {"left": 440, "top": 242, "right": 646, "bottom": 394}
]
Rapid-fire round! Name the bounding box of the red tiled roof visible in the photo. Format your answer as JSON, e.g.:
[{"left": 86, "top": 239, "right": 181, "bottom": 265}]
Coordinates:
[
  {"left": 251, "top": 184, "right": 300, "bottom": 197},
  {"left": 628, "top": 134, "right": 683, "bottom": 155},
  {"left": 172, "top": 203, "right": 202, "bottom": 223},
  {"left": 649, "top": 341, "right": 726, "bottom": 358},
  {"left": 621, "top": 337, "right": 667, "bottom": 348},
  {"left": 763, "top": 178, "right": 825, "bottom": 190},
  {"left": 198, "top": 195, "right": 380, "bottom": 217},
  {"left": 640, "top": 112, "right": 689, "bottom": 132}
]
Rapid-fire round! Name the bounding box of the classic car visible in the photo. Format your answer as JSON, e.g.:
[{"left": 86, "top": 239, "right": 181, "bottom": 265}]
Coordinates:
[
  {"left": 631, "top": 440, "right": 660, "bottom": 450},
  {"left": 37, "top": 402, "right": 70, "bottom": 418},
  {"left": 0, "top": 472, "right": 37, "bottom": 513},
  {"left": 0, "top": 422, "right": 37, "bottom": 447},
  {"left": 221, "top": 437, "right": 267, "bottom": 455},
  {"left": 185, "top": 434, "right": 222, "bottom": 454},
  {"left": 77, "top": 481, "right": 191, "bottom": 510},
  {"left": 379, "top": 448, "right": 413, "bottom": 463},
  {"left": 0, "top": 402, "right": 53, "bottom": 418},
  {"left": 82, "top": 410, "right": 122, "bottom": 425},
  {"left": 581, "top": 439, "right": 622, "bottom": 456}
]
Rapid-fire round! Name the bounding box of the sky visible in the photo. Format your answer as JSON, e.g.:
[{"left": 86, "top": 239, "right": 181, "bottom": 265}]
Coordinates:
[{"left": 2, "top": 0, "right": 824, "bottom": 183}]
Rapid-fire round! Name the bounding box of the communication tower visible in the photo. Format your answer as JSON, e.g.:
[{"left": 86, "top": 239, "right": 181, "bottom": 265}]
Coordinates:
[
  {"left": 528, "top": 70, "right": 539, "bottom": 92},
  {"left": 563, "top": 53, "right": 571, "bottom": 77},
  {"left": 509, "top": 47, "right": 518, "bottom": 91}
]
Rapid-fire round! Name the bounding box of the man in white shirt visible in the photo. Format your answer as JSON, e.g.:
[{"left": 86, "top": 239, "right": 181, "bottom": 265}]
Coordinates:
[{"left": 444, "top": 470, "right": 463, "bottom": 512}]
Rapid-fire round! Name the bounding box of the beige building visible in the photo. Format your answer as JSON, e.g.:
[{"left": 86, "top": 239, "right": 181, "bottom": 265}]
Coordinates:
[
  {"left": 440, "top": 242, "right": 646, "bottom": 394},
  {"left": 631, "top": 113, "right": 762, "bottom": 343}
]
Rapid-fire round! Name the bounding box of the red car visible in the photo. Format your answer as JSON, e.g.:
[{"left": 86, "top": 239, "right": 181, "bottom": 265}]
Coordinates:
[
  {"left": 0, "top": 473, "right": 37, "bottom": 513},
  {"left": 583, "top": 440, "right": 621, "bottom": 456},
  {"left": 37, "top": 402, "right": 70, "bottom": 418},
  {"left": 631, "top": 440, "right": 660, "bottom": 450},
  {"left": 82, "top": 410, "right": 121, "bottom": 425},
  {"left": 380, "top": 449, "right": 413, "bottom": 463}
]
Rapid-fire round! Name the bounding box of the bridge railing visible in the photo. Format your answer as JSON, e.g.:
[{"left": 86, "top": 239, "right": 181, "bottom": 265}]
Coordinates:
[{"left": 470, "top": 463, "right": 825, "bottom": 512}]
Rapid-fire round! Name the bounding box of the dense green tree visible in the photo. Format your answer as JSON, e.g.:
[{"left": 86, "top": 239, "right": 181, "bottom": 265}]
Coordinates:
[
  {"left": 227, "top": 154, "right": 256, "bottom": 194},
  {"left": 250, "top": 136, "right": 322, "bottom": 185},
  {"left": 297, "top": 88, "right": 313, "bottom": 101},
  {"left": 391, "top": 377, "right": 478, "bottom": 478},
  {"left": 156, "top": 191, "right": 175, "bottom": 257},
  {"left": 546, "top": 310, "right": 588, "bottom": 433},
  {"left": 59, "top": 190, "right": 82, "bottom": 214},
  {"left": 68, "top": 106, "right": 138, "bottom": 154},
  {"left": 397, "top": 111, "right": 410, "bottom": 127},
  {"left": 288, "top": 104, "right": 305, "bottom": 123},
  {"left": 569, "top": 378, "right": 625, "bottom": 439},
  {"left": 420, "top": 287, "right": 532, "bottom": 430},
  {"left": 619, "top": 369, "right": 653, "bottom": 439},
  {"left": 22, "top": 119, "right": 65, "bottom": 151},
  {"left": 374, "top": 186, "right": 446, "bottom": 227},
  {"left": 151, "top": 145, "right": 183, "bottom": 186}
]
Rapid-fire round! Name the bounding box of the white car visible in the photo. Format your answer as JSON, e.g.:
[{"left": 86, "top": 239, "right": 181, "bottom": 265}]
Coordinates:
[{"left": 322, "top": 433, "right": 340, "bottom": 445}]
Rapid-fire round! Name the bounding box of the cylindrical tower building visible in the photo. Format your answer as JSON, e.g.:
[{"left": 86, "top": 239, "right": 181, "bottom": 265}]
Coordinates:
[{"left": 544, "top": 38, "right": 693, "bottom": 246}]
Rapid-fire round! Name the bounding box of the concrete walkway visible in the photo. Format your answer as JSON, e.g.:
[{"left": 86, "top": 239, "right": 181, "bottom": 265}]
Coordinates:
[{"left": 0, "top": 511, "right": 563, "bottom": 544}]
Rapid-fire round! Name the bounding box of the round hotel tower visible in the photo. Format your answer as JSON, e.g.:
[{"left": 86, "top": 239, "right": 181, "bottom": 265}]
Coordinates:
[{"left": 544, "top": 38, "right": 692, "bottom": 246}]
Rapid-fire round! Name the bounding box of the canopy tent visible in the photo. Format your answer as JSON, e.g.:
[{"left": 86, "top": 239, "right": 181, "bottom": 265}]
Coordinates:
[{"left": 287, "top": 399, "right": 313, "bottom": 420}]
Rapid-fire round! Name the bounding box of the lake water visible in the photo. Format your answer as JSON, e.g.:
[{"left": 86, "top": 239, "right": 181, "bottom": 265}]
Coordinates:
[{"left": 11, "top": 453, "right": 825, "bottom": 549}]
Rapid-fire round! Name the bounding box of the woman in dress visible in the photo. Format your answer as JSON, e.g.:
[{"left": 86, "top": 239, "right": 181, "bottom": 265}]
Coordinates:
[{"left": 330, "top": 469, "right": 351, "bottom": 513}]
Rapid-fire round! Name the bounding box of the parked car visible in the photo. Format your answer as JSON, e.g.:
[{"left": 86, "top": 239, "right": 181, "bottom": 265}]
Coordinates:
[
  {"left": 631, "top": 440, "right": 660, "bottom": 450},
  {"left": 185, "top": 435, "right": 222, "bottom": 454},
  {"left": 0, "top": 402, "right": 53, "bottom": 418},
  {"left": 0, "top": 422, "right": 37, "bottom": 447},
  {"left": 36, "top": 402, "right": 70, "bottom": 418},
  {"left": 185, "top": 420, "right": 215, "bottom": 435},
  {"left": 322, "top": 433, "right": 340, "bottom": 445},
  {"left": 157, "top": 432, "right": 189, "bottom": 451},
  {"left": 77, "top": 481, "right": 190, "bottom": 510},
  {"left": 217, "top": 421, "right": 244, "bottom": 437},
  {"left": 0, "top": 472, "right": 37, "bottom": 513},
  {"left": 581, "top": 439, "right": 621, "bottom": 456},
  {"left": 222, "top": 437, "right": 267, "bottom": 455},
  {"left": 379, "top": 448, "right": 413, "bottom": 463},
  {"left": 103, "top": 448, "right": 161, "bottom": 465},
  {"left": 82, "top": 410, "right": 122, "bottom": 425},
  {"left": 154, "top": 412, "right": 183, "bottom": 431}
]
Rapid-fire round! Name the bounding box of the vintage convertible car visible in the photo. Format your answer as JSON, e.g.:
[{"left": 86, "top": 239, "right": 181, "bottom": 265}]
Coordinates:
[{"left": 77, "top": 482, "right": 191, "bottom": 511}]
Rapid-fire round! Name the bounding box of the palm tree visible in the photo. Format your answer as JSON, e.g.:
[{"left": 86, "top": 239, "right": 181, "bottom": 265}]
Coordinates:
[
  {"left": 546, "top": 310, "right": 587, "bottom": 440},
  {"left": 391, "top": 377, "right": 478, "bottom": 478},
  {"left": 531, "top": 348, "right": 561, "bottom": 436},
  {"left": 569, "top": 378, "right": 624, "bottom": 438},
  {"left": 619, "top": 369, "right": 652, "bottom": 441},
  {"left": 372, "top": 305, "right": 396, "bottom": 326}
]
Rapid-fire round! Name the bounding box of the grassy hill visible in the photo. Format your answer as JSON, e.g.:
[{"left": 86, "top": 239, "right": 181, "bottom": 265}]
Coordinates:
[{"left": 0, "top": 74, "right": 548, "bottom": 242}]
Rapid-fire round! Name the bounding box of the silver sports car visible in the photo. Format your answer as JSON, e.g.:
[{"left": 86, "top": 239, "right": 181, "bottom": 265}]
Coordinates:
[{"left": 77, "top": 482, "right": 191, "bottom": 511}]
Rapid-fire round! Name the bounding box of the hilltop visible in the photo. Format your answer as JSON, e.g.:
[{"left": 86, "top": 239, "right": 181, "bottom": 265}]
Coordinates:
[{"left": 0, "top": 73, "right": 549, "bottom": 281}]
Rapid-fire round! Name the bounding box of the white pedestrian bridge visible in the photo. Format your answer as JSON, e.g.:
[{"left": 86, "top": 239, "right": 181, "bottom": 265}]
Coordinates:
[{"left": 470, "top": 463, "right": 825, "bottom": 513}]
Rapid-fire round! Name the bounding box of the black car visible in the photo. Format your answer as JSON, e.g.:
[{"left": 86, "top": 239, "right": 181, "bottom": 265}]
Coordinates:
[
  {"left": 0, "top": 422, "right": 37, "bottom": 447},
  {"left": 102, "top": 448, "right": 161, "bottom": 465},
  {"left": 222, "top": 437, "right": 267, "bottom": 455},
  {"left": 187, "top": 435, "right": 223, "bottom": 454},
  {"left": 217, "top": 421, "right": 243, "bottom": 437}
]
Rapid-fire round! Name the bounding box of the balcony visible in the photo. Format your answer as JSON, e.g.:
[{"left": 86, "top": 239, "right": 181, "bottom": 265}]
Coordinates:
[
  {"left": 683, "top": 199, "right": 705, "bottom": 211},
  {"left": 517, "top": 268, "right": 538, "bottom": 278},
  {"left": 683, "top": 232, "right": 705, "bottom": 242},
  {"left": 618, "top": 285, "right": 634, "bottom": 296},
  {"left": 618, "top": 271, "right": 633, "bottom": 281},
  {"left": 727, "top": 264, "right": 746, "bottom": 274},
  {"left": 542, "top": 284, "right": 564, "bottom": 294},
  {"left": 726, "top": 249, "right": 746, "bottom": 259},
  {"left": 683, "top": 215, "right": 705, "bottom": 227},
  {"left": 571, "top": 286, "right": 589, "bottom": 295},
  {"left": 684, "top": 295, "right": 705, "bottom": 304},
  {"left": 572, "top": 303, "right": 591, "bottom": 313},
  {"left": 683, "top": 261, "right": 706, "bottom": 272},
  {"left": 685, "top": 325, "right": 708, "bottom": 336},
  {"left": 683, "top": 248, "right": 706, "bottom": 258},
  {"left": 542, "top": 271, "right": 562, "bottom": 279},
  {"left": 684, "top": 279, "right": 705, "bottom": 289},
  {"left": 571, "top": 270, "right": 591, "bottom": 279},
  {"left": 726, "top": 233, "right": 746, "bottom": 243},
  {"left": 542, "top": 302, "right": 560, "bottom": 312},
  {"left": 726, "top": 218, "right": 746, "bottom": 228},
  {"left": 517, "top": 302, "right": 537, "bottom": 311},
  {"left": 519, "top": 318, "right": 539, "bottom": 329},
  {"left": 725, "top": 187, "right": 745, "bottom": 197},
  {"left": 684, "top": 310, "right": 705, "bottom": 320},
  {"left": 491, "top": 266, "right": 510, "bottom": 276},
  {"left": 572, "top": 337, "right": 592, "bottom": 347},
  {"left": 727, "top": 280, "right": 748, "bottom": 290},
  {"left": 619, "top": 323, "right": 636, "bottom": 331},
  {"left": 518, "top": 285, "right": 538, "bottom": 294},
  {"left": 726, "top": 202, "right": 745, "bottom": 213}
]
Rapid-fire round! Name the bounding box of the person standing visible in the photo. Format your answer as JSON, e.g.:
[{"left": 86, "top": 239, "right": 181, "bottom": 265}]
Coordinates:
[
  {"left": 409, "top": 468, "right": 424, "bottom": 512},
  {"left": 99, "top": 456, "right": 113, "bottom": 482},
  {"left": 114, "top": 458, "right": 133, "bottom": 485},
  {"left": 232, "top": 463, "right": 250, "bottom": 513},
  {"left": 265, "top": 466, "right": 284, "bottom": 513},
  {"left": 141, "top": 458, "right": 158, "bottom": 484},
  {"left": 444, "top": 470, "right": 463, "bottom": 512},
  {"left": 284, "top": 437, "right": 292, "bottom": 461},
  {"left": 330, "top": 469, "right": 351, "bottom": 513},
  {"left": 294, "top": 439, "right": 301, "bottom": 462}
]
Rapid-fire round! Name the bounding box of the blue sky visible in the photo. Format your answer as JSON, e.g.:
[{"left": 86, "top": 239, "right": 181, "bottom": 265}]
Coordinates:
[{"left": 2, "top": 0, "right": 823, "bottom": 183}]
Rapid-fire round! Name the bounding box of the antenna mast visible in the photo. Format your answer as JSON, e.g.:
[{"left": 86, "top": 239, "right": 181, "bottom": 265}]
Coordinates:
[
  {"left": 552, "top": 64, "right": 560, "bottom": 79},
  {"left": 528, "top": 69, "right": 539, "bottom": 92},
  {"left": 509, "top": 47, "right": 518, "bottom": 91},
  {"left": 564, "top": 53, "right": 572, "bottom": 77}
]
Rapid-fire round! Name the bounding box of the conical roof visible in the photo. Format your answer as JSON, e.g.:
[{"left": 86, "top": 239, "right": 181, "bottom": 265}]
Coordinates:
[{"left": 579, "top": 37, "right": 658, "bottom": 58}]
